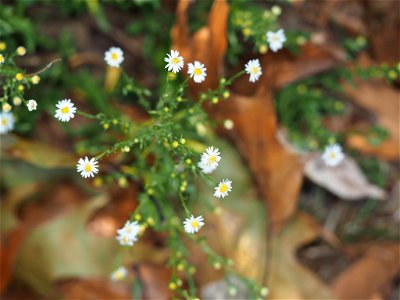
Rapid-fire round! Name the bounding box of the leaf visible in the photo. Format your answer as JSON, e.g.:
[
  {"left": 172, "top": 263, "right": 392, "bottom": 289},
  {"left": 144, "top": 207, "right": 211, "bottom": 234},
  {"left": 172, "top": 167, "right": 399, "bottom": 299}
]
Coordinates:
[
  {"left": 13, "top": 195, "right": 118, "bottom": 295},
  {"left": 331, "top": 243, "right": 400, "bottom": 299},
  {"left": 344, "top": 79, "right": 400, "bottom": 160},
  {"left": 217, "top": 90, "right": 304, "bottom": 226},
  {"left": 304, "top": 154, "right": 386, "bottom": 200},
  {"left": 56, "top": 278, "right": 130, "bottom": 300},
  {"left": 171, "top": 0, "right": 229, "bottom": 93},
  {"left": 268, "top": 213, "right": 336, "bottom": 299},
  {"left": 1, "top": 135, "right": 76, "bottom": 169}
]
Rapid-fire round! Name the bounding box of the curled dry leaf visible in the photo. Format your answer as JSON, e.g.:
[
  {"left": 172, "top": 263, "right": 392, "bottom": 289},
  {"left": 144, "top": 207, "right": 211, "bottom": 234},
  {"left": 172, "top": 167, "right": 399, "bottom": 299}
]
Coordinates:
[{"left": 304, "top": 154, "right": 386, "bottom": 200}]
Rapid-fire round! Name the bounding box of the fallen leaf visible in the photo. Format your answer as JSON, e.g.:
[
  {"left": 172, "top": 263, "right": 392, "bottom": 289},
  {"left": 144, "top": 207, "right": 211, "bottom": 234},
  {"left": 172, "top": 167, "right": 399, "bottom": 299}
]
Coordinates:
[
  {"left": 331, "top": 243, "right": 400, "bottom": 299},
  {"left": 56, "top": 278, "right": 130, "bottom": 299},
  {"left": 304, "top": 154, "right": 386, "bottom": 200},
  {"left": 268, "top": 213, "right": 336, "bottom": 299},
  {"left": 1, "top": 135, "right": 76, "bottom": 169},
  {"left": 13, "top": 195, "right": 118, "bottom": 295},
  {"left": 344, "top": 79, "right": 400, "bottom": 160}
]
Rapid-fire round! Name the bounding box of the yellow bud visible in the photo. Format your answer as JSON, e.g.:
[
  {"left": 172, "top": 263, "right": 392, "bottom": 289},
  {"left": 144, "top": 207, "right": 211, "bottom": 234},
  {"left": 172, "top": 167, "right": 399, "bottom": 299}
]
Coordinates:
[
  {"left": 260, "top": 287, "right": 269, "bottom": 297},
  {"left": 242, "top": 28, "right": 251, "bottom": 37},
  {"left": 2, "top": 103, "right": 12, "bottom": 112},
  {"left": 112, "top": 119, "right": 118, "bottom": 125},
  {"left": 189, "top": 266, "right": 196, "bottom": 274},
  {"left": 259, "top": 44, "right": 268, "bottom": 54},
  {"left": 224, "top": 119, "right": 234, "bottom": 130},
  {"left": 102, "top": 123, "right": 110, "bottom": 130},
  {"left": 147, "top": 217, "right": 155, "bottom": 226},
  {"left": 31, "top": 75, "right": 40, "bottom": 84},
  {"left": 177, "top": 263, "right": 184, "bottom": 271},
  {"left": 15, "top": 73, "right": 23, "bottom": 81},
  {"left": 18, "top": 85, "right": 24, "bottom": 91},
  {"left": 296, "top": 36, "right": 307, "bottom": 46},
  {"left": 147, "top": 188, "right": 154, "bottom": 195},
  {"left": 13, "top": 97, "right": 22, "bottom": 106},
  {"left": 118, "top": 177, "right": 128, "bottom": 188},
  {"left": 172, "top": 141, "right": 179, "bottom": 148},
  {"left": 272, "top": 5, "right": 282, "bottom": 15},
  {"left": 0, "top": 42, "right": 6, "bottom": 51},
  {"left": 93, "top": 177, "right": 103, "bottom": 187},
  {"left": 180, "top": 185, "right": 186, "bottom": 192},
  {"left": 185, "top": 158, "right": 192, "bottom": 164},
  {"left": 212, "top": 97, "right": 219, "bottom": 104},
  {"left": 388, "top": 70, "right": 397, "bottom": 80},
  {"left": 134, "top": 214, "right": 142, "bottom": 221},
  {"left": 213, "top": 262, "right": 222, "bottom": 270},
  {"left": 167, "top": 72, "right": 177, "bottom": 80},
  {"left": 223, "top": 91, "right": 230, "bottom": 99},
  {"left": 0, "top": 54, "right": 4, "bottom": 64},
  {"left": 164, "top": 107, "right": 169, "bottom": 112},
  {"left": 176, "top": 96, "right": 183, "bottom": 102},
  {"left": 168, "top": 282, "right": 177, "bottom": 290},
  {"left": 16, "top": 46, "right": 26, "bottom": 56},
  {"left": 176, "top": 279, "right": 183, "bottom": 287},
  {"left": 123, "top": 146, "right": 130, "bottom": 152},
  {"left": 180, "top": 138, "right": 186, "bottom": 145}
]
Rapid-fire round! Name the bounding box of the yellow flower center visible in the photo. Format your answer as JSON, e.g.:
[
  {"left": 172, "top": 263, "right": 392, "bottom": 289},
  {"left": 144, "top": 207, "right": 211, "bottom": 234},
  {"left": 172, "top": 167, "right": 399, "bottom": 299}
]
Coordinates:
[
  {"left": 194, "top": 68, "right": 202, "bottom": 76},
  {"left": 111, "top": 52, "right": 118, "bottom": 60},
  {"left": 329, "top": 152, "right": 337, "bottom": 159},
  {"left": 172, "top": 57, "right": 180, "bottom": 64},
  {"left": 219, "top": 184, "right": 228, "bottom": 193},
  {"left": 61, "top": 107, "right": 69, "bottom": 114},
  {"left": 1, "top": 119, "right": 8, "bottom": 126},
  {"left": 0, "top": 55, "right": 4, "bottom": 63},
  {"left": 114, "top": 270, "right": 124, "bottom": 280},
  {"left": 191, "top": 220, "right": 199, "bottom": 229},
  {"left": 208, "top": 155, "right": 217, "bottom": 164},
  {"left": 84, "top": 164, "right": 92, "bottom": 172},
  {"left": 272, "top": 35, "right": 280, "bottom": 42},
  {"left": 251, "top": 66, "right": 259, "bottom": 74}
]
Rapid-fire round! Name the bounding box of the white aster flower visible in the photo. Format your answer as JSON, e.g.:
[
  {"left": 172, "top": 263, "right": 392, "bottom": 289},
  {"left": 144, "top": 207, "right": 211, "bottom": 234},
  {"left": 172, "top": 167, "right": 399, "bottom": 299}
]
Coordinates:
[
  {"left": 55, "top": 99, "right": 77, "bottom": 122},
  {"left": 214, "top": 179, "right": 232, "bottom": 199},
  {"left": 104, "top": 47, "right": 124, "bottom": 68},
  {"left": 110, "top": 266, "right": 128, "bottom": 282},
  {"left": 188, "top": 61, "right": 207, "bottom": 83},
  {"left": 0, "top": 112, "right": 15, "bottom": 134},
  {"left": 322, "top": 144, "right": 345, "bottom": 167},
  {"left": 116, "top": 220, "right": 140, "bottom": 246},
  {"left": 198, "top": 146, "right": 221, "bottom": 174},
  {"left": 164, "top": 50, "right": 184, "bottom": 73},
  {"left": 76, "top": 156, "right": 99, "bottom": 178},
  {"left": 27, "top": 99, "right": 37, "bottom": 111},
  {"left": 244, "top": 59, "right": 262, "bottom": 82},
  {"left": 183, "top": 215, "right": 204, "bottom": 234},
  {"left": 266, "top": 29, "right": 286, "bottom": 52}
]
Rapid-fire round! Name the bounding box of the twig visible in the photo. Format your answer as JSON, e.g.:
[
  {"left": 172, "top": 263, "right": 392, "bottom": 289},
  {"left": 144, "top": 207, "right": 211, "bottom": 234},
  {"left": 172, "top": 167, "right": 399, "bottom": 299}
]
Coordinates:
[{"left": 25, "top": 58, "right": 62, "bottom": 77}]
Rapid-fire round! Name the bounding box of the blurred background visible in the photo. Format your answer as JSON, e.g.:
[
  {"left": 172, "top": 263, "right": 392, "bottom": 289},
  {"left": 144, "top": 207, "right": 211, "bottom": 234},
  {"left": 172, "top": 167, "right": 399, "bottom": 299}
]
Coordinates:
[{"left": 0, "top": 0, "right": 399, "bottom": 299}]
